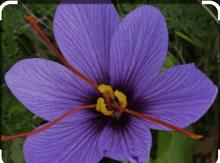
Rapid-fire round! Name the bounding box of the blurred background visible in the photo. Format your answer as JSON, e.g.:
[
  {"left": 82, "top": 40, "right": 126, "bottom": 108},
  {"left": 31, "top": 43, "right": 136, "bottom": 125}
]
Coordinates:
[{"left": 1, "top": 0, "right": 219, "bottom": 162}]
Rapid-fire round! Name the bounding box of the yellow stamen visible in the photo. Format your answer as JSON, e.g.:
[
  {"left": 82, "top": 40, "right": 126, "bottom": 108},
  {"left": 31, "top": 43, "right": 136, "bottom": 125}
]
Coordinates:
[
  {"left": 98, "top": 84, "right": 115, "bottom": 101},
  {"left": 96, "top": 85, "right": 127, "bottom": 117},
  {"left": 96, "top": 97, "right": 113, "bottom": 116},
  {"left": 114, "top": 90, "right": 127, "bottom": 108},
  {"left": 190, "top": 135, "right": 203, "bottom": 139}
]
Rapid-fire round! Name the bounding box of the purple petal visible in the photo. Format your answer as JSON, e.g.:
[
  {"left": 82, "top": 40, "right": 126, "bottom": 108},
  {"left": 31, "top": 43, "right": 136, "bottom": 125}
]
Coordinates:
[
  {"left": 98, "top": 116, "right": 152, "bottom": 162},
  {"left": 135, "top": 64, "right": 218, "bottom": 130},
  {"left": 5, "top": 59, "right": 99, "bottom": 122},
  {"left": 54, "top": 1, "right": 120, "bottom": 85},
  {"left": 109, "top": 5, "right": 168, "bottom": 91},
  {"left": 23, "top": 118, "right": 104, "bottom": 163}
]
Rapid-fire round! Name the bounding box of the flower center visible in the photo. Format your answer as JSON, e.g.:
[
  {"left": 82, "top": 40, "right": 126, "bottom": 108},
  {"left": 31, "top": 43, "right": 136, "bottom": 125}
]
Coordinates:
[{"left": 96, "top": 84, "right": 127, "bottom": 119}]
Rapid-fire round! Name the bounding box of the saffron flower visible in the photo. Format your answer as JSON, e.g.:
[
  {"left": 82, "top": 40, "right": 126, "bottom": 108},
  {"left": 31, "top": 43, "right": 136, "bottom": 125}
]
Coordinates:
[{"left": 4, "top": 1, "right": 217, "bottom": 163}]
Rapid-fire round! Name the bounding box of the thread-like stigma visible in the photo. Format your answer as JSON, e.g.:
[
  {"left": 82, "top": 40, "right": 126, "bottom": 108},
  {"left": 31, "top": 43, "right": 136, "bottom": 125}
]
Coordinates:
[
  {"left": 1, "top": 104, "right": 96, "bottom": 142},
  {"left": 24, "top": 15, "right": 98, "bottom": 89},
  {"left": 110, "top": 103, "right": 203, "bottom": 140},
  {"left": 24, "top": 15, "right": 111, "bottom": 106}
]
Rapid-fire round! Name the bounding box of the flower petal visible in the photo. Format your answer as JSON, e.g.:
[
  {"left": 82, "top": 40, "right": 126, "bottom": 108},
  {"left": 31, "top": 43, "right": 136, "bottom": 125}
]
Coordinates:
[
  {"left": 98, "top": 116, "right": 152, "bottom": 163},
  {"left": 23, "top": 117, "right": 105, "bottom": 163},
  {"left": 54, "top": 0, "right": 120, "bottom": 85},
  {"left": 5, "top": 59, "right": 99, "bottom": 122},
  {"left": 135, "top": 64, "right": 218, "bottom": 130},
  {"left": 109, "top": 5, "right": 168, "bottom": 91}
]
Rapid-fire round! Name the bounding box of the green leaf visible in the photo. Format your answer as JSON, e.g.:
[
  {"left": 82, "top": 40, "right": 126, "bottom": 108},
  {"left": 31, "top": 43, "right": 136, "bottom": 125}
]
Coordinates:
[
  {"left": 155, "top": 127, "right": 196, "bottom": 163},
  {"left": 153, "top": 4, "right": 219, "bottom": 38},
  {"left": 175, "top": 31, "right": 204, "bottom": 50},
  {"left": 10, "top": 138, "right": 26, "bottom": 163},
  {"left": 162, "top": 51, "right": 180, "bottom": 69}
]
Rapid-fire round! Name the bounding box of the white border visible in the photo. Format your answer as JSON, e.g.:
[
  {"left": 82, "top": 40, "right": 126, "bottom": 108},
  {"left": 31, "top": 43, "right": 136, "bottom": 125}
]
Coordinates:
[
  {"left": 0, "top": 0, "right": 18, "bottom": 21},
  {"left": 0, "top": 150, "right": 3, "bottom": 163},
  {"left": 202, "top": 0, "right": 220, "bottom": 20}
]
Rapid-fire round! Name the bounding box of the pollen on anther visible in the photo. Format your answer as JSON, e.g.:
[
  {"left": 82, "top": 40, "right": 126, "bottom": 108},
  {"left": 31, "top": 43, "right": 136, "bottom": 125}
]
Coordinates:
[{"left": 191, "top": 135, "right": 203, "bottom": 139}]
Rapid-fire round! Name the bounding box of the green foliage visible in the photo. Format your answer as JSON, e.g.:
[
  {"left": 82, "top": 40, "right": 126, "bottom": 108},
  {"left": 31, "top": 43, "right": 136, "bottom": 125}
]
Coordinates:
[
  {"left": 2, "top": 86, "right": 45, "bottom": 163},
  {"left": 2, "top": 5, "right": 33, "bottom": 84},
  {"left": 163, "top": 51, "right": 180, "bottom": 69},
  {"left": 153, "top": 4, "right": 219, "bottom": 38},
  {"left": 10, "top": 138, "right": 26, "bottom": 163},
  {"left": 154, "top": 127, "right": 196, "bottom": 163},
  {"left": 25, "top": 4, "right": 57, "bottom": 18}
]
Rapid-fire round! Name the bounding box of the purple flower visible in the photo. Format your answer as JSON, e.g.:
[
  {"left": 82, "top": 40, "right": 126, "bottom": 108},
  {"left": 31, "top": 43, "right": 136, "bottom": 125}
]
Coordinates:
[{"left": 5, "top": 1, "right": 217, "bottom": 163}]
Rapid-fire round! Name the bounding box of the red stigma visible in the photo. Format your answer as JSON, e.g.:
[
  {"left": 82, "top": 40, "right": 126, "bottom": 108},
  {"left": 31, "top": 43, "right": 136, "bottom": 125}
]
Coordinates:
[
  {"left": 24, "top": 15, "right": 111, "bottom": 104},
  {"left": 1, "top": 104, "right": 96, "bottom": 142},
  {"left": 110, "top": 103, "right": 203, "bottom": 139}
]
